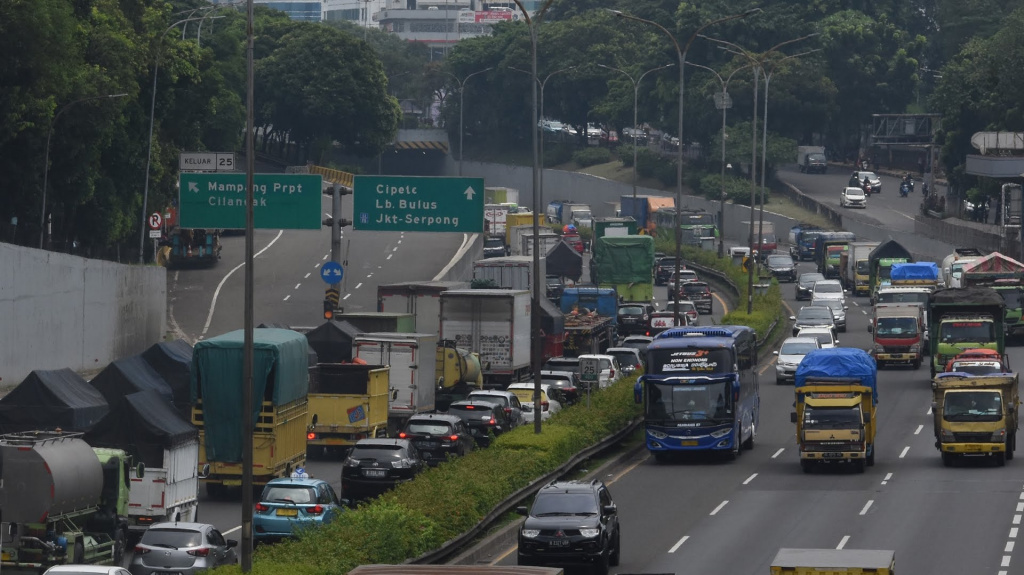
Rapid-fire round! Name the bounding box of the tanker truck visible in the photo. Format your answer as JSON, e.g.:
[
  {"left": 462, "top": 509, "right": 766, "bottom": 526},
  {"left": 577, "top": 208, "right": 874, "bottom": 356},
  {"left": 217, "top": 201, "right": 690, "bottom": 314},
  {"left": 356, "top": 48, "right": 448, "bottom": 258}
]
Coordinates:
[
  {"left": 0, "top": 431, "right": 131, "bottom": 573},
  {"left": 435, "top": 340, "right": 484, "bottom": 411}
]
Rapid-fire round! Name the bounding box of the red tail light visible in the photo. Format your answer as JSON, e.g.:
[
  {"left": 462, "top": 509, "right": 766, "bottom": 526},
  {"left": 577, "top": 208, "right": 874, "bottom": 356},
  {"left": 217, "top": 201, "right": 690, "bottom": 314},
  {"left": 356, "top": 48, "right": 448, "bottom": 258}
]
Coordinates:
[
  {"left": 187, "top": 548, "right": 210, "bottom": 557},
  {"left": 487, "top": 418, "right": 496, "bottom": 425},
  {"left": 609, "top": 369, "right": 615, "bottom": 379},
  {"left": 306, "top": 504, "right": 324, "bottom": 515},
  {"left": 504, "top": 407, "right": 512, "bottom": 414},
  {"left": 134, "top": 546, "right": 151, "bottom": 555},
  {"left": 542, "top": 401, "right": 550, "bottom": 412},
  {"left": 398, "top": 432, "right": 408, "bottom": 439},
  {"left": 449, "top": 435, "right": 459, "bottom": 441},
  {"left": 255, "top": 503, "right": 269, "bottom": 512},
  {"left": 306, "top": 432, "right": 316, "bottom": 440}
]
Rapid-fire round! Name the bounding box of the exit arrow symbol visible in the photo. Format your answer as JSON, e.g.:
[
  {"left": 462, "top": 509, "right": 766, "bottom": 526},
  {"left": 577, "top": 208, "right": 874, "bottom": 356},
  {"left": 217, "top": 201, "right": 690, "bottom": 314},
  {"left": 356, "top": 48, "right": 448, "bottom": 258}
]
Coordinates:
[
  {"left": 464, "top": 186, "right": 476, "bottom": 200},
  {"left": 188, "top": 181, "right": 199, "bottom": 193}
]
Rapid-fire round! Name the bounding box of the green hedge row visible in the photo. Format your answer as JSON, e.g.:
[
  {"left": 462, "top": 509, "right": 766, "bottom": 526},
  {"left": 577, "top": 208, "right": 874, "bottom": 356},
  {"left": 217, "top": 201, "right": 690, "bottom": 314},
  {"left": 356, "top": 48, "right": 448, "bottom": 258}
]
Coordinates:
[{"left": 217, "top": 377, "right": 642, "bottom": 574}]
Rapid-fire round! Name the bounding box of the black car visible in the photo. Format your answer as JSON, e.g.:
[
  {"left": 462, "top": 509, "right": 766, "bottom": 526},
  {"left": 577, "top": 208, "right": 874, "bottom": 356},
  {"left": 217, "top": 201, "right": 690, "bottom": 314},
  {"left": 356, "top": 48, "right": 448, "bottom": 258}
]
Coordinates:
[
  {"left": 654, "top": 257, "right": 681, "bottom": 285},
  {"left": 545, "top": 275, "right": 564, "bottom": 300},
  {"left": 764, "top": 254, "right": 797, "bottom": 283},
  {"left": 679, "top": 281, "right": 713, "bottom": 314},
  {"left": 616, "top": 302, "right": 655, "bottom": 336},
  {"left": 397, "top": 413, "right": 474, "bottom": 466},
  {"left": 540, "top": 370, "right": 581, "bottom": 405},
  {"left": 795, "top": 272, "right": 825, "bottom": 301},
  {"left": 341, "top": 438, "right": 425, "bottom": 502},
  {"left": 447, "top": 400, "right": 514, "bottom": 447},
  {"left": 517, "top": 479, "right": 621, "bottom": 574},
  {"left": 483, "top": 236, "right": 507, "bottom": 258},
  {"left": 790, "top": 305, "right": 838, "bottom": 337}
]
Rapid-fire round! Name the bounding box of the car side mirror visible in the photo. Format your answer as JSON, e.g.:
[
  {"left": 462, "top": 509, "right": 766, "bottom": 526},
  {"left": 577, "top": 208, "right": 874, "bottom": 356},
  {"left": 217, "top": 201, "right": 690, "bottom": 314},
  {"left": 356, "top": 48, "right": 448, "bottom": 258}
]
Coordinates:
[
  {"left": 867, "top": 324, "right": 873, "bottom": 333},
  {"left": 136, "top": 462, "right": 146, "bottom": 479},
  {"left": 602, "top": 505, "right": 617, "bottom": 515},
  {"left": 843, "top": 306, "right": 849, "bottom": 311},
  {"left": 227, "top": 539, "right": 239, "bottom": 549},
  {"left": 790, "top": 412, "right": 797, "bottom": 423},
  {"left": 516, "top": 506, "right": 529, "bottom": 516},
  {"left": 199, "top": 463, "right": 211, "bottom": 479},
  {"left": 772, "top": 351, "right": 779, "bottom": 356},
  {"left": 789, "top": 316, "right": 796, "bottom": 321}
]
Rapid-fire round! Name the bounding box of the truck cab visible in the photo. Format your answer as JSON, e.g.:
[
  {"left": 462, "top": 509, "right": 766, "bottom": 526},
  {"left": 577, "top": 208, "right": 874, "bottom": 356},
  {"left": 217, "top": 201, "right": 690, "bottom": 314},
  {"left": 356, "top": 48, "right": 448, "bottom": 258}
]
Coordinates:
[
  {"left": 932, "top": 373, "right": 1019, "bottom": 466},
  {"left": 868, "top": 304, "right": 924, "bottom": 369}
]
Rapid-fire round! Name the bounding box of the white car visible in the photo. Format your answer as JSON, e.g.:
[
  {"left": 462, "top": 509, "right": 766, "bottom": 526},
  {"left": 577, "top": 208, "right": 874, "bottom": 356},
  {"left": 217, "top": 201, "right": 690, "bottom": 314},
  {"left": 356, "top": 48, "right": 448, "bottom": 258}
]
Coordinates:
[
  {"left": 841, "top": 186, "right": 867, "bottom": 208},
  {"left": 773, "top": 337, "right": 821, "bottom": 384},
  {"left": 796, "top": 326, "right": 839, "bottom": 348},
  {"left": 619, "top": 335, "right": 654, "bottom": 356},
  {"left": 667, "top": 269, "right": 699, "bottom": 293},
  {"left": 577, "top": 354, "right": 622, "bottom": 389},
  {"left": 45, "top": 568, "right": 133, "bottom": 575},
  {"left": 604, "top": 347, "right": 645, "bottom": 375},
  {"left": 506, "top": 382, "right": 563, "bottom": 421},
  {"left": 811, "top": 279, "right": 846, "bottom": 304}
]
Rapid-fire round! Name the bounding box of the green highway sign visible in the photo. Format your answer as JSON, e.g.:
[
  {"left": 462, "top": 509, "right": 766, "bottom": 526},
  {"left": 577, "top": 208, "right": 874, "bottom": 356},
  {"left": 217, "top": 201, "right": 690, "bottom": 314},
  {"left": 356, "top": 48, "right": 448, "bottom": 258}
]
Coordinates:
[
  {"left": 178, "top": 173, "right": 322, "bottom": 229},
  {"left": 353, "top": 175, "right": 484, "bottom": 233}
]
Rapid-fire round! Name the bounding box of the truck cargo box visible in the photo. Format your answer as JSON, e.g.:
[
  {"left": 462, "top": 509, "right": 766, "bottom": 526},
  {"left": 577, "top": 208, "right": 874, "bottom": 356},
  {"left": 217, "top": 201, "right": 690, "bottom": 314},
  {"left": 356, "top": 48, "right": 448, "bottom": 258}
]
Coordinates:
[
  {"left": 353, "top": 333, "right": 437, "bottom": 419},
  {"left": 377, "top": 281, "right": 467, "bottom": 336},
  {"left": 440, "top": 290, "right": 532, "bottom": 386}
]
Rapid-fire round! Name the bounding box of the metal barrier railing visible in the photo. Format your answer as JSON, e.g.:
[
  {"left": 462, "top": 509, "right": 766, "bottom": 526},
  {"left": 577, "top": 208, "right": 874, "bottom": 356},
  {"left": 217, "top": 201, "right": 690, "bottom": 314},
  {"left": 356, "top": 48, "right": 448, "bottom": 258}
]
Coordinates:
[{"left": 307, "top": 164, "right": 355, "bottom": 188}]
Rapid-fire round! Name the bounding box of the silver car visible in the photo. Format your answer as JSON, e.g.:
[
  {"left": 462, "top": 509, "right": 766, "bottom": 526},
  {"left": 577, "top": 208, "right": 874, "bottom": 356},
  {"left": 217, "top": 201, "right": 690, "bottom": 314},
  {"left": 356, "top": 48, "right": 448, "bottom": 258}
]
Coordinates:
[
  {"left": 812, "top": 297, "right": 848, "bottom": 332},
  {"left": 129, "top": 522, "right": 238, "bottom": 575},
  {"left": 773, "top": 337, "right": 821, "bottom": 385}
]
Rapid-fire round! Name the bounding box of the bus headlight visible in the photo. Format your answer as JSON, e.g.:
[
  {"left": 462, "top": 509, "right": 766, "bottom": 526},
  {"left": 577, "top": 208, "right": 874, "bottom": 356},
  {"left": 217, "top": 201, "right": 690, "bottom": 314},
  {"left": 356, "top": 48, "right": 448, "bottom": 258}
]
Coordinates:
[
  {"left": 648, "top": 429, "right": 668, "bottom": 439},
  {"left": 710, "top": 428, "right": 732, "bottom": 439}
]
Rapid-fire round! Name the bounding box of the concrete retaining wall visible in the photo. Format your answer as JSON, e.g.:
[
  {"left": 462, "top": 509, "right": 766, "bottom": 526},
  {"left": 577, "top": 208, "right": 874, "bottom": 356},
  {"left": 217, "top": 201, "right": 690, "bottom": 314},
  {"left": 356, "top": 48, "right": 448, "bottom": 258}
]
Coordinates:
[
  {"left": 913, "top": 215, "right": 1021, "bottom": 260},
  {"left": 0, "top": 244, "right": 167, "bottom": 385}
]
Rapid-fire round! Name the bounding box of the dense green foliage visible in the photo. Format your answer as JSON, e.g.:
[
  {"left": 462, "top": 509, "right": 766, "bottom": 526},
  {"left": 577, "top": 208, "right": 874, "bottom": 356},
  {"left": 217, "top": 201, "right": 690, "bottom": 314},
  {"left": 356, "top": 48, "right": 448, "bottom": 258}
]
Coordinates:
[
  {"left": 215, "top": 376, "right": 642, "bottom": 574},
  {"left": 571, "top": 146, "right": 612, "bottom": 167}
]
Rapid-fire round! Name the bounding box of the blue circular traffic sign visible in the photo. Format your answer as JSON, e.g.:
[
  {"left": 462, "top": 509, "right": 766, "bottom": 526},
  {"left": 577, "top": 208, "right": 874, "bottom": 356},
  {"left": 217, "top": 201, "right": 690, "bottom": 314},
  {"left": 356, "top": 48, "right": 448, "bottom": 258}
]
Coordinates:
[{"left": 320, "top": 261, "right": 344, "bottom": 284}]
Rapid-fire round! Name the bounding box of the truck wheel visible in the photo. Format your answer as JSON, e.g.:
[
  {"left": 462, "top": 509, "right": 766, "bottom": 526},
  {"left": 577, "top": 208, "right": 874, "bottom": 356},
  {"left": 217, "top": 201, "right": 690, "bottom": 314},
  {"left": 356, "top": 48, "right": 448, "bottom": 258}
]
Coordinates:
[
  {"left": 941, "top": 452, "right": 954, "bottom": 467},
  {"left": 801, "top": 460, "right": 812, "bottom": 474},
  {"left": 996, "top": 451, "right": 1007, "bottom": 467},
  {"left": 912, "top": 360, "right": 921, "bottom": 370},
  {"left": 743, "top": 422, "right": 755, "bottom": 450},
  {"left": 867, "top": 450, "right": 875, "bottom": 467},
  {"left": 854, "top": 459, "right": 866, "bottom": 473},
  {"left": 113, "top": 527, "right": 126, "bottom": 565}
]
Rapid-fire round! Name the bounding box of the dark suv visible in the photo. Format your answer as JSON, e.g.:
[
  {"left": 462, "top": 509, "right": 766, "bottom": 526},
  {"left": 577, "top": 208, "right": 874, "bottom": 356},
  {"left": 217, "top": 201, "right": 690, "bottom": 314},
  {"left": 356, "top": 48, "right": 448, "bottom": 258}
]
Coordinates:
[
  {"left": 341, "top": 438, "right": 425, "bottom": 502},
  {"left": 517, "top": 479, "right": 621, "bottom": 574},
  {"left": 617, "top": 302, "right": 655, "bottom": 336},
  {"left": 654, "top": 257, "right": 680, "bottom": 285},
  {"left": 679, "top": 281, "right": 713, "bottom": 314},
  {"left": 447, "top": 400, "right": 513, "bottom": 447},
  {"left": 764, "top": 254, "right": 797, "bottom": 283},
  {"left": 397, "top": 413, "right": 474, "bottom": 466}
]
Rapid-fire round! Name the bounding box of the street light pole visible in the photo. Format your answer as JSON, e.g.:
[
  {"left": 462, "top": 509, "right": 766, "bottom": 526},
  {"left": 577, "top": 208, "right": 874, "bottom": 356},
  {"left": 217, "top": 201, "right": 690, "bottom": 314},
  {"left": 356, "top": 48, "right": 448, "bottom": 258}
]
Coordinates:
[
  {"left": 682, "top": 61, "right": 753, "bottom": 258},
  {"left": 596, "top": 63, "right": 675, "bottom": 204},
  {"left": 608, "top": 8, "right": 759, "bottom": 326},
  {"left": 139, "top": 15, "right": 208, "bottom": 264},
  {"left": 40, "top": 93, "right": 128, "bottom": 250},
  {"left": 443, "top": 67, "right": 493, "bottom": 176}
]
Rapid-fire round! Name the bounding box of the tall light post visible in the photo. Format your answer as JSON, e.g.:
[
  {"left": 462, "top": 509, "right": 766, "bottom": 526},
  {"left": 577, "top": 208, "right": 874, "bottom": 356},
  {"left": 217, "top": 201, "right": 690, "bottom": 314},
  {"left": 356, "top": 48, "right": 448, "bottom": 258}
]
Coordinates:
[
  {"left": 596, "top": 63, "right": 675, "bottom": 204},
  {"left": 510, "top": 65, "right": 577, "bottom": 210},
  {"left": 681, "top": 60, "right": 753, "bottom": 258},
  {"left": 607, "top": 8, "right": 760, "bottom": 326},
  {"left": 443, "top": 67, "right": 493, "bottom": 176},
  {"left": 139, "top": 16, "right": 209, "bottom": 264},
  {"left": 510, "top": 0, "right": 556, "bottom": 434},
  {"left": 40, "top": 93, "right": 128, "bottom": 249},
  {"left": 703, "top": 34, "right": 820, "bottom": 312}
]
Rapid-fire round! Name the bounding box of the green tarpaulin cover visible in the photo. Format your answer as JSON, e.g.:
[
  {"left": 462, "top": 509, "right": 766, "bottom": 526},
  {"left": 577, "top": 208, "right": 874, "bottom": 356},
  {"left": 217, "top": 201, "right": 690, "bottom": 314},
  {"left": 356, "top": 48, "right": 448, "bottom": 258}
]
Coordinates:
[
  {"left": 591, "top": 235, "right": 655, "bottom": 284},
  {"left": 191, "top": 329, "right": 309, "bottom": 462}
]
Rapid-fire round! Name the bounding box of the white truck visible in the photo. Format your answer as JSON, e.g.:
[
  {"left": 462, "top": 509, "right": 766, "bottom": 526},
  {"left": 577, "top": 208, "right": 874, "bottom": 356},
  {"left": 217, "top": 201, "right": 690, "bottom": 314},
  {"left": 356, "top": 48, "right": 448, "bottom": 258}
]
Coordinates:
[
  {"left": 843, "top": 241, "right": 880, "bottom": 295},
  {"left": 376, "top": 280, "right": 468, "bottom": 336},
  {"left": 941, "top": 247, "right": 985, "bottom": 288},
  {"left": 354, "top": 332, "right": 438, "bottom": 431},
  {"left": 797, "top": 145, "right": 827, "bottom": 174},
  {"left": 473, "top": 256, "right": 546, "bottom": 291},
  {"left": 484, "top": 204, "right": 509, "bottom": 237},
  {"left": 519, "top": 231, "right": 561, "bottom": 257},
  {"left": 439, "top": 289, "right": 532, "bottom": 388},
  {"left": 565, "top": 203, "right": 594, "bottom": 228}
]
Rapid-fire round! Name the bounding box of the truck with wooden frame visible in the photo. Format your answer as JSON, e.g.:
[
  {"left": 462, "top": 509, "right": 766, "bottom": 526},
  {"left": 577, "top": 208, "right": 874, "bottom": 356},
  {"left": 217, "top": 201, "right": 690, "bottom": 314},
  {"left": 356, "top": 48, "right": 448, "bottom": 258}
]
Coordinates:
[
  {"left": 306, "top": 363, "right": 390, "bottom": 456},
  {"left": 589, "top": 235, "right": 655, "bottom": 303},
  {"left": 867, "top": 240, "right": 913, "bottom": 304},
  {"left": 813, "top": 231, "right": 856, "bottom": 279},
  {"left": 792, "top": 348, "right": 878, "bottom": 473},
  {"left": 928, "top": 287, "right": 1006, "bottom": 378},
  {"left": 0, "top": 432, "right": 131, "bottom": 572},
  {"left": 932, "top": 373, "right": 1019, "bottom": 467},
  {"left": 770, "top": 549, "right": 895, "bottom": 575},
  {"left": 960, "top": 252, "right": 1024, "bottom": 337},
  {"left": 191, "top": 328, "right": 310, "bottom": 497}
]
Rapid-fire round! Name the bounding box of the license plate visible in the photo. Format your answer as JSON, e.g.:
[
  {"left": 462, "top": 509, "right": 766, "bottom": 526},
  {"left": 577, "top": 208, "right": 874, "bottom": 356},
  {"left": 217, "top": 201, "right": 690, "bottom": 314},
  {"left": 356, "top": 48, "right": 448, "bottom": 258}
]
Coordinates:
[
  {"left": 1, "top": 552, "right": 10, "bottom": 561},
  {"left": 821, "top": 452, "right": 844, "bottom": 458},
  {"left": 276, "top": 508, "right": 298, "bottom": 516},
  {"left": 963, "top": 445, "right": 985, "bottom": 452},
  {"left": 680, "top": 440, "right": 698, "bottom": 446},
  {"left": 363, "top": 469, "right": 386, "bottom": 478},
  {"left": 549, "top": 539, "right": 570, "bottom": 547},
  {"left": 418, "top": 441, "right": 438, "bottom": 449}
]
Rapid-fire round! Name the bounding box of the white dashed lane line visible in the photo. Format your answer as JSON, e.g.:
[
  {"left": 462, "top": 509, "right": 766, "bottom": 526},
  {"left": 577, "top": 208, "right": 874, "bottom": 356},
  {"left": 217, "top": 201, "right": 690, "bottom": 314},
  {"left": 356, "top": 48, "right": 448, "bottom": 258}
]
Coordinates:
[
  {"left": 283, "top": 295, "right": 290, "bottom": 301},
  {"left": 355, "top": 283, "right": 363, "bottom": 290},
  {"left": 668, "top": 535, "right": 689, "bottom": 554},
  {"left": 837, "top": 535, "right": 850, "bottom": 549},
  {"left": 294, "top": 283, "right": 301, "bottom": 290},
  {"left": 771, "top": 448, "right": 785, "bottom": 459},
  {"left": 859, "top": 500, "right": 873, "bottom": 515},
  {"left": 881, "top": 473, "right": 892, "bottom": 485},
  {"left": 742, "top": 474, "right": 757, "bottom": 485},
  {"left": 343, "top": 294, "right": 351, "bottom": 300},
  {"left": 914, "top": 424, "right": 923, "bottom": 435},
  {"left": 709, "top": 501, "right": 728, "bottom": 516},
  {"left": 899, "top": 446, "right": 910, "bottom": 458},
  {"left": 304, "top": 273, "right": 310, "bottom": 279}
]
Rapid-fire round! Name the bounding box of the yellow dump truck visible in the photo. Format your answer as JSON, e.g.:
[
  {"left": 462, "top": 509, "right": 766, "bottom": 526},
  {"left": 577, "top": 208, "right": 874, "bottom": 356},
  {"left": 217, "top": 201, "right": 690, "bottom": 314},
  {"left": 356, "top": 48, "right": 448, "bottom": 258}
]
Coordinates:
[
  {"left": 307, "top": 363, "right": 390, "bottom": 455},
  {"left": 932, "top": 372, "right": 1019, "bottom": 467},
  {"left": 770, "top": 548, "right": 895, "bottom": 574},
  {"left": 792, "top": 348, "right": 878, "bottom": 473},
  {"left": 435, "top": 340, "right": 483, "bottom": 411},
  {"left": 191, "top": 329, "right": 309, "bottom": 497}
]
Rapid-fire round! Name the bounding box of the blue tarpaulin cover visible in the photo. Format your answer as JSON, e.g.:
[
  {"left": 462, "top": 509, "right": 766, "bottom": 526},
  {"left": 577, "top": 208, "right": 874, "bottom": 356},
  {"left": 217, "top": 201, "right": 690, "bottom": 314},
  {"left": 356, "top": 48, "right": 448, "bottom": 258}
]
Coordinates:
[
  {"left": 890, "top": 261, "right": 939, "bottom": 281},
  {"left": 795, "top": 348, "right": 878, "bottom": 404}
]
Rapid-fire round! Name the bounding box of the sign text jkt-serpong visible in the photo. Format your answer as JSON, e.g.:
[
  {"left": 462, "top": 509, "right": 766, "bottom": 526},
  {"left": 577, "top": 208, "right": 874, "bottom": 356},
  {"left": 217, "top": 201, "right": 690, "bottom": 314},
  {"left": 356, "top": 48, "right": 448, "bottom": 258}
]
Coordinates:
[{"left": 353, "top": 175, "right": 484, "bottom": 233}]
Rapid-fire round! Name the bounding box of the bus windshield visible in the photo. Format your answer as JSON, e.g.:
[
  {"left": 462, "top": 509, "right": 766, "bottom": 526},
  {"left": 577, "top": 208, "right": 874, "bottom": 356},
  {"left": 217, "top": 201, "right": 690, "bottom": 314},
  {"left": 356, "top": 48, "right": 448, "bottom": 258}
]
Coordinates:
[
  {"left": 647, "top": 348, "right": 734, "bottom": 374},
  {"left": 646, "top": 381, "right": 732, "bottom": 422}
]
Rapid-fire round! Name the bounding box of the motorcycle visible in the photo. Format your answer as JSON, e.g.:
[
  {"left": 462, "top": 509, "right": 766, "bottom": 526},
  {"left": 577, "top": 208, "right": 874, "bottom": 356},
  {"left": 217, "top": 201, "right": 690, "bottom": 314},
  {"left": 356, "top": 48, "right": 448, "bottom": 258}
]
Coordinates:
[{"left": 899, "top": 182, "right": 910, "bottom": 197}]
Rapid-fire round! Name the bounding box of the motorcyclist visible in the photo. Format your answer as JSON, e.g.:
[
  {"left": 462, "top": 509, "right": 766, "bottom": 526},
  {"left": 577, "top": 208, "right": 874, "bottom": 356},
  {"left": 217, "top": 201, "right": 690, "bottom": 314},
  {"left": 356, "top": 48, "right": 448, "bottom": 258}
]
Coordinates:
[
  {"left": 922, "top": 182, "right": 930, "bottom": 197},
  {"left": 904, "top": 173, "right": 914, "bottom": 192},
  {"left": 862, "top": 176, "right": 871, "bottom": 195}
]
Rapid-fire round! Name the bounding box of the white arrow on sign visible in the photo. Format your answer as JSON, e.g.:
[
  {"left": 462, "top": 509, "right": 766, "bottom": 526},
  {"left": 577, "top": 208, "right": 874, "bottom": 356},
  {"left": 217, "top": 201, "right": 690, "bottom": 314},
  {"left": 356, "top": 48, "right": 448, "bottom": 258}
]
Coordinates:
[
  {"left": 464, "top": 186, "right": 476, "bottom": 200},
  {"left": 188, "top": 181, "right": 199, "bottom": 193}
]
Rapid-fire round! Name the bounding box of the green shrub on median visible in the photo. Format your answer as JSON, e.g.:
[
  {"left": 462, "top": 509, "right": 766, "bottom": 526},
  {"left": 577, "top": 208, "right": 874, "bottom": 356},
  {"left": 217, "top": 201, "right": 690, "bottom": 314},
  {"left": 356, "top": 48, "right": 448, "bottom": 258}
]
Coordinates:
[{"left": 216, "top": 374, "right": 642, "bottom": 575}]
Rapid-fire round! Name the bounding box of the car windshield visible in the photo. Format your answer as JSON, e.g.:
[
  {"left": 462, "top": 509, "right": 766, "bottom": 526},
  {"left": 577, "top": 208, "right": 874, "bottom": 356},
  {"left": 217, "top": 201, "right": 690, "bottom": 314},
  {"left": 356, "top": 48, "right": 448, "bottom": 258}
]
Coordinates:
[
  {"left": 876, "top": 317, "right": 918, "bottom": 336},
  {"left": 780, "top": 341, "right": 818, "bottom": 355},
  {"left": 800, "top": 274, "right": 825, "bottom": 286},
  {"left": 608, "top": 351, "right": 639, "bottom": 366},
  {"left": 531, "top": 493, "right": 598, "bottom": 516},
  {"left": 260, "top": 485, "right": 317, "bottom": 504},
  {"left": 814, "top": 283, "right": 842, "bottom": 294},
  {"left": 768, "top": 256, "right": 794, "bottom": 266},
  {"left": 949, "top": 362, "right": 1002, "bottom": 375},
  {"left": 406, "top": 421, "right": 453, "bottom": 435},
  {"left": 802, "top": 331, "right": 834, "bottom": 345},
  {"left": 803, "top": 406, "right": 861, "bottom": 428},
  {"left": 646, "top": 380, "right": 732, "bottom": 421},
  {"left": 647, "top": 348, "right": 733, "bottom": 374},
  {"left": 484, "top": 238, "right": 504, "bottom": 248},
  {"left": 140, "top": 527, "right": 203, "bottom": 549},
  {"left": 799, "top": 308, "right": 833, "bottom": 320},
  {"left": 619, "top": 306, "right": 644, "bottom": 315},
  {"left": 349, "top": 445, "right": 409, "bottom": 461},
  {"left": 846, "top": 188, "right": 864, "bottom": 196},
  {"left": 543, "top": 359, "right": 580, "bottom": 373},
  {"left": 820, "top": 300, "right": 844, "bottom": 313},
  {"left": 808, "top": 153, "right": 825, "bottom": 161},
  {"left": 682, "top": 283, "right": 708, "bottom": 295},
  {"left": 944, "top": 391, "right": 1002, "bottom": 422},
  {"left": 469, "top": 394, "right": 508, "bottom": 407},
  {"left": 939, "top": 320, "right": 995, "bottom": 342}
]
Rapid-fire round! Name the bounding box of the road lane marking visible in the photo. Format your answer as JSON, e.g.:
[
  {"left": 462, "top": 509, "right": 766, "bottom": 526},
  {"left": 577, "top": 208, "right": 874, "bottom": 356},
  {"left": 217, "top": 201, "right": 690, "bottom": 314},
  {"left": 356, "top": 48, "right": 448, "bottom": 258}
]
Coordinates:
[
  {"left": 224, "top": 526, "right": 241, "bottom": 535},
  {"left": 757, "top": 357, "right": 777, "bottom": 375},
  {"left": 295, "top": 283, "right": 301, "bottom": 290},
  {"left": 343, "top": 294, "right": 351, "bottom": 300},
  {"left": 323, "top": 254, "right": 329, "bottom": 260},
  {"left": 772, "top": 448, "right": 785, "bottom": 459},
  {"left": 881, "top": 473, "right": 892, "bottom": 485},
  {"left": 201, "top": 230, "right": 284, "bottom": 336},
  {"left": 283, "top": 295, "right": 290, "bottom": 301},
  {"left": 914, "top": 424, "right": 923, "bottom": 435},
  {"left": 668, "top": 535, "right": 689, "bottom": 554},
  {"left": 861, "top": 309, "right": 868, "bottom": 315},
  {"left": 434, "top": 234, "right": 476, "bottom": 281},
  {"left": 387, "top": 254, "right": 393, "bottom": 260},
  {"left": 712, "top": 292, "right": 729, "bottom": 315},
  {"left": 837, "top": 535, "right": 850, "bottom": 549},
  {"left": 1012, "top": 527, "right": 1019, "bottom": 538},
  {"left": 899, "top": 446, "right": 910, "bottom": 458},
  {"left": 1014, "top": 515, "right": 1021, "bottom": 525},
  {"left": 355, "top": 283, "right": 363, "bottom": 290},
  {"left": 314, "top": 263, "right": 320, "bottom": 268},
  {"left": 606, "top": 455, "right": 647, "bottom": 486},
  {"left": 1006, "top": 542, "right": 1015, "bottom": 553},
  {"left": 397, "top": 240, "right": 402, "bottom": 244},
  {"left": 859, "top": 500, "right": 873, "bottom": 515},
  {"left": 1002, "top": 556, "right": 1011, "bottom": 567},
  {"left": 304, "top": 273, "right": 310, "bottom": 279},
  {"left": 1018, "top": 503, "right": 1024, "bottom": 513},
  {"left": 709, "top": 501, "right": 728, "bottom": 516},
  {"left": 743, "top": 473, "right": 757, "bottom": 485},
  {"left": 392, "top": 246, "right": 398, "bottom": 253},
  {"left": 927, "top": 406, "right": 932, "bottom": 415}
]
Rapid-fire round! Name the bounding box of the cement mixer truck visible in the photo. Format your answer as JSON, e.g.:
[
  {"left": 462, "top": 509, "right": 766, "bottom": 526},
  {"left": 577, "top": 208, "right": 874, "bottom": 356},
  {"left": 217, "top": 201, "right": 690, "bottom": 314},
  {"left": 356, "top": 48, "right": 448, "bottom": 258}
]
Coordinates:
[
  {"left": 0, "top": 431, "right": 132, "bottom": 572},
  {"left": 436, "top": 340, "right": 484, "bottom": 411}
]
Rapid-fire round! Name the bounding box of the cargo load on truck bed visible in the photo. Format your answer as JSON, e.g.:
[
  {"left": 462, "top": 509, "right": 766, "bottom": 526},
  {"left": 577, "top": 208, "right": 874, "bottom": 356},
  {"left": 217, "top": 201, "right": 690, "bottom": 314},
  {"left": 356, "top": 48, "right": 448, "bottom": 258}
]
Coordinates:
[
  {"left": 306, "top": 320, "right": 363, "bottom": 364},
  {"left": 90, "top": 355, "right": 178, "bottom": 413},
  {"left": 770, "top": 548, "right": 895, "bottom": 574},
  {"left": 0, "top": 368, "right": 109, "bottom": 433}
]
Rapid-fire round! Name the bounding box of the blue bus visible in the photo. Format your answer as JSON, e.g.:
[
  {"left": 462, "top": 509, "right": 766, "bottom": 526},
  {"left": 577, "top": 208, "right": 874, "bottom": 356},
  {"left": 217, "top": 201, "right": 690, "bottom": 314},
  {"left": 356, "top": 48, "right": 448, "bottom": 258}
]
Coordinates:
[{"left": 634, "top": 326, "right": 759, "bottom": 461}]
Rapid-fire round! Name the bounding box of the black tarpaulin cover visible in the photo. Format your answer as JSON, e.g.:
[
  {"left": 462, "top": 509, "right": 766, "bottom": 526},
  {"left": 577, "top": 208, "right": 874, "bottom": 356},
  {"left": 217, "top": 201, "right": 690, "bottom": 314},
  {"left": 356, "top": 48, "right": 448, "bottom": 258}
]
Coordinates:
[
  {"left": 141, "top": 340, "right": 193, "bottom": 416},
  {"left": 0, "top": 369, "right": 109, "bottom": 433},
  {"left": 89, "top": 355, "right": 175, "bottom": 408},
  {"left": 85, "top": 390, "right": 197, "bottom": 468},
  {"left": 545, "top": 240, "right": 583, "bottom": 281},
  {"left": 305, "top": 321, "right": 363, "bottom": 364}
]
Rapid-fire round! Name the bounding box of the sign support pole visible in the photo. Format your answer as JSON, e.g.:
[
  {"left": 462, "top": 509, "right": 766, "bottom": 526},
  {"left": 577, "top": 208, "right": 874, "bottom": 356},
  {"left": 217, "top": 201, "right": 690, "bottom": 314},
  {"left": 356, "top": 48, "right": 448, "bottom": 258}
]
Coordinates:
[{"left": 241, "top": 0, "right": 255, "bottom": 570}]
